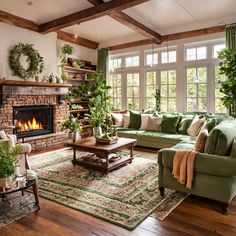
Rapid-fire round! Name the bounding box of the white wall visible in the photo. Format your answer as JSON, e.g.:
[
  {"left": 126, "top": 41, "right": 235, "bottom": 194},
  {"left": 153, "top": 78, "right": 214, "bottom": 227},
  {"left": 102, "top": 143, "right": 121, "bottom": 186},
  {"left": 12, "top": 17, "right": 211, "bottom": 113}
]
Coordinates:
[{"left": 0, "top": 23, "right": 97, "bottom": 81}]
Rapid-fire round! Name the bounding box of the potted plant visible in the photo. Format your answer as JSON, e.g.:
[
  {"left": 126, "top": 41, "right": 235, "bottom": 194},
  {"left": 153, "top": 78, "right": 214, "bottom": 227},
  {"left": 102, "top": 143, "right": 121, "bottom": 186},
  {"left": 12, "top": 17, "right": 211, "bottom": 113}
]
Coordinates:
[
  {"left": 0, "top": 142, "right": 22, "bottom": 187},
  {"left": 61, "top": 116, "right": 82, "bottom": 142},
  {"left": 89, "top": 72, "right": 112, "bottom": 137},
  {"left": 218, "top": 49, "right": 236, "bottom": 117},
  {"left": 58, "top": 44, "right": 74, "bottom": 82}
]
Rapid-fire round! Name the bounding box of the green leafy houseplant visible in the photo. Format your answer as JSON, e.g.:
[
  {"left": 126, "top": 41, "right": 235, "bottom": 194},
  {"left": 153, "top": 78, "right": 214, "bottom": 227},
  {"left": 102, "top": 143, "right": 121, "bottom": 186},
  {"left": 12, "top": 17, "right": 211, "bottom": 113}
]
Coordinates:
[
  {"left": 0, "top": 142, "right": 22, "bottom": 180},
  {"left": 218, "top": 49, "right": 236, "bottom": 117},
  {"left": 59, "top": 44, "right": 74, "bottom": 81},
  {"left": 153, "top": 88, "right": 161, "bottom": 112},
  {"left": 89, "top": 72, "right": 112, "bottom": 135},
  {"left": 61, "top": 116, "right": 82, "bottom": 142}
]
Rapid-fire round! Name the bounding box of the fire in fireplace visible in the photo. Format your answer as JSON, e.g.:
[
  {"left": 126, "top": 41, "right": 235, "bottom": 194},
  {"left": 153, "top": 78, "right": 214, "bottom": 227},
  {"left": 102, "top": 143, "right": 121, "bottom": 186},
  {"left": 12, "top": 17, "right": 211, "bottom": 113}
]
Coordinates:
[{"left": 13, "top": 105, "right": 53, "bottom": 138}]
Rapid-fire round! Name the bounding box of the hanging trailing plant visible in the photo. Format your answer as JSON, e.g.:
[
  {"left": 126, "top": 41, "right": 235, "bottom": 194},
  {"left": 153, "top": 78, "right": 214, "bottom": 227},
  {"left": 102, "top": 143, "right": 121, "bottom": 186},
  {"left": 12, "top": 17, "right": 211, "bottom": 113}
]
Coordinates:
[
  {"left": 8, "top": 43, "right": 45, "bottom": 80},
  {"left": 59, "top": 44, "right": 74, "bottom": 81},
  {"left": 153, "top": 88, "right": 161, "bottom": 112}
]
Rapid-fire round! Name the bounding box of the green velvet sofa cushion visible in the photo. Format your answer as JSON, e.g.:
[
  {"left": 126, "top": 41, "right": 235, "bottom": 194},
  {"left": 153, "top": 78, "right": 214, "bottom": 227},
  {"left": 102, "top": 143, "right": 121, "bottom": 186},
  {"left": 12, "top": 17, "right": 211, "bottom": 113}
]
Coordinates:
[
  {"left": 128, "top": 110, "right": 141, "bottom": 129},
  {"left": 159, "top": 149, "right": 236, "bottom": 177},
  {"left": 178, "top": 115, "right": 194, "bottom": 135},
  {"left": 204, "top": 120, "right": 236, "bottom": 156},
  {"left": 161, "top": 114, "right": 181, "bottom": 134}
]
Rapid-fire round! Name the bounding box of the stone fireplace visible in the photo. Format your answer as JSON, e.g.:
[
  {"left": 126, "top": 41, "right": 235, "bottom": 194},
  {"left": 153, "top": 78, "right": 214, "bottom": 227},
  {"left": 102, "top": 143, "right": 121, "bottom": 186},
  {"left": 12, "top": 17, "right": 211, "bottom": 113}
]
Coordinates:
[
  {"left": 13, "top": 105, "right": 53, "bottom": 138},
  {"left": 0, "top": 80, "right": 71, "bottom": 150}
]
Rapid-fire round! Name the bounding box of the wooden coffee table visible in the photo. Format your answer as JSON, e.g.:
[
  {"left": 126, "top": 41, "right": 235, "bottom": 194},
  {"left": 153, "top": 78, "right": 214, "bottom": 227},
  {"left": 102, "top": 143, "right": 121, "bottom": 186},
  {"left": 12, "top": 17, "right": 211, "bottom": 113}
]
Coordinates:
[{"left": 65, "top": 137, "right": 137, "bottom": 173}]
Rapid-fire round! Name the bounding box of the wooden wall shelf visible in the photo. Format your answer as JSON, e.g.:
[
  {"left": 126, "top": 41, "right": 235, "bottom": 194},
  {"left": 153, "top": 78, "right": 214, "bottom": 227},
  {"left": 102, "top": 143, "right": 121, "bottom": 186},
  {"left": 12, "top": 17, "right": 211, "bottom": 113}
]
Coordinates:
[
  {"left": 64, "top": 66, "right": 96, "bottom": 74},
  {"left": 0, "top": 80, "right": 72, "bottom": 88}
]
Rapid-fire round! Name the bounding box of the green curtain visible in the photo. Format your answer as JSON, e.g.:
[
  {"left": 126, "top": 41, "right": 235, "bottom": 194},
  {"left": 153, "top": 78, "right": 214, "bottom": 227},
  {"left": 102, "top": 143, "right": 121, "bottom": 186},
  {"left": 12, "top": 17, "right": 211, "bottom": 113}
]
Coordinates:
[
  {"left": 97, "top": 48, "right": 109, "bottom": 82},
  {"left": 226, "top": 25, "right": 236, "bottom": 49}
]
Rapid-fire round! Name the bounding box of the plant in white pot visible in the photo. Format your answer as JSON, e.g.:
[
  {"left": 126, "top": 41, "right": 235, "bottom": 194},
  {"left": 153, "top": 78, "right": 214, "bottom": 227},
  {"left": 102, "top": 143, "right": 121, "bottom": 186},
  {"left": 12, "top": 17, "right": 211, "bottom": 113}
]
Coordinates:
[
  {"left": 0, "top": 142, "right": 22, "bottom": 187},
  {"left": 61, "top": 116, "right": 82, "bottom": 142}
]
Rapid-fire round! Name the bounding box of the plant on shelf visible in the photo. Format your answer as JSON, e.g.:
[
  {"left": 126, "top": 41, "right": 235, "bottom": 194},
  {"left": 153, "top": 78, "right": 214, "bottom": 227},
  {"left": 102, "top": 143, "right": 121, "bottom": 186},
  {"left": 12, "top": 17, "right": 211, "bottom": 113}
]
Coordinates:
[
  {"left": 72, "top": 59, "right": 85, "bottom": 68},
  {"left": 8, "top": 43, "right": 45, "bottom": 81},
  {"left": 218, "top": 48, "right": 236, "bottom": 117},
  {"left": 0, "top": 142, "right": 22, "bottom": 187},
  {"left": 61, "top": 116, "right": 82, "bottom": 142},
  {"left": 59, "top": 44, "right": 74, "bottom": 81},
  {"left": 88, "top": 72, "right": 112, "bottom": 137}
]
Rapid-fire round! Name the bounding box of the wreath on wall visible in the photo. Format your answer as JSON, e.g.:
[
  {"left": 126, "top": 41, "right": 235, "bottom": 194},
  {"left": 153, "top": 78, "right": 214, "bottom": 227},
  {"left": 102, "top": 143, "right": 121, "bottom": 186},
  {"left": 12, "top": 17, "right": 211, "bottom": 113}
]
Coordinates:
[{"left": 8, "top": 43, "right": 45, "bottom": 80}]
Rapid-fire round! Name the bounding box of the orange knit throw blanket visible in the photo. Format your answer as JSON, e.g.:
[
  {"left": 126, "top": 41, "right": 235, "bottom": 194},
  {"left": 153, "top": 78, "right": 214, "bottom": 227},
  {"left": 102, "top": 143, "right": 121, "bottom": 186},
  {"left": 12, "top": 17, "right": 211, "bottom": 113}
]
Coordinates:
[{"left": 172, "top": 150, "right": 199, "bottom": 189}]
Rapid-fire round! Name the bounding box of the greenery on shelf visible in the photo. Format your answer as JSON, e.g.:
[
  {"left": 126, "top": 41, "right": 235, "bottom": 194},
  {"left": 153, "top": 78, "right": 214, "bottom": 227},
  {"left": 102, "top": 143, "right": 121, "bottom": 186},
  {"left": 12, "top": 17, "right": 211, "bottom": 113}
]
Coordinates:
[
  {"left": 0, "top": 142, "right": 22, "bottom": 178},
  {"left": 71, "top": 104, "right": 83, "bottom": 110},
  {"left": 89, "top": 72, "right": 112, "bottom": 129},
  {"left": 59, "top": 44, "right": 74, "bottom": 81},
  {"left": 218, "top": 48, "right": 236, "bottom": 117},
  {"left": 8, "top": 43, "right": 45, "bottom": 80},
  {"left": 61, "top": 116, "right": 82, "bottom": 133}
]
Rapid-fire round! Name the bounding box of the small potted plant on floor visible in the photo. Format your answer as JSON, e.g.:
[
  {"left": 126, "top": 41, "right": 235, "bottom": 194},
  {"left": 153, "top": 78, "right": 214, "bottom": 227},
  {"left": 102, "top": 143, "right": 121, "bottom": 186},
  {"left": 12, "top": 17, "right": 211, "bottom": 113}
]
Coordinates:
[
  {"left": 0, "top": 141, "right": 22, "bottom": 188},
  {"left": 61, "top": 116, "right": 82, "bottom": 142}
]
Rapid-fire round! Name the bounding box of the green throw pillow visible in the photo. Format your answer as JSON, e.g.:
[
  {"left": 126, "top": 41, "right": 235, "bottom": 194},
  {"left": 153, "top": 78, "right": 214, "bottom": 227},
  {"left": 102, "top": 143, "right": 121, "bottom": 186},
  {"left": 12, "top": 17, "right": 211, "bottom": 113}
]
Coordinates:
[
  {"left": 128, "top": 110, "right": 141, "bottom": 129},
  {"left": 205, "top": 118, "right": 217, "bottom": 133},
  {"left": 178, "top": 116, "right": 194, "bottom": 135},
  {"left": 161, "top": 114, "right": 181, "bottom": 134},
  {"left": 204, "top": 120, "right": 236, "bottom": 156}
]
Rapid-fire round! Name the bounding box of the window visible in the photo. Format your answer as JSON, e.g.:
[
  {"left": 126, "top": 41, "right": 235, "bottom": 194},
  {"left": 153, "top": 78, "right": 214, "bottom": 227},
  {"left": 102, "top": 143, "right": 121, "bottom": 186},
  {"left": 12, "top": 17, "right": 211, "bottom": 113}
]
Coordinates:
[
  {"left": 161, "top": 50, "right": 176, "bottom": 63},
  {"left": 127, "top": 73, "right": 140, "bottom": 110},
  {"left": 145, "top": 71, "right": 157, "bottom": 109},
  {"left": 125, "top": 56, "right": 139, "bottom": 67},
  {"left": 109, "top": 57, "right": 122, "bottom": 71},
  {"left": 186, "top": 67, "right": 207, "bottom": 112},
  {"left": 186, "top": 46, "right": 207, "bottom": 61},
  {"left": 145, "top": 53, "right": 158, "bottom": 66},
  {"left": 160, "top": 70, "right": 176, "bottom": 112},
  {"left": 109, "top": 74, "right": 122, "bottom": 109},
  {"left": 213, "top": 43, "right": 225, "bottom": 58},
  {"left": 214, "top": 66, "right": 227, "bottom": 113}
]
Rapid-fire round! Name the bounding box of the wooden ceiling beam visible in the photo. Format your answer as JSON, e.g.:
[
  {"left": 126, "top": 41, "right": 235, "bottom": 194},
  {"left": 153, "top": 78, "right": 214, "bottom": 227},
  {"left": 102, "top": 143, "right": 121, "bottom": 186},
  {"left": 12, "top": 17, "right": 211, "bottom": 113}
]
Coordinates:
[
  {"left": 87, "top": 0, "right": 161, "bottom": 42},
  {"left": 39, "top": 0, "right": 149, "bottom": 33},
  {"left": 57, "top": 30, "right": 99, "bottom": 49},
  {"left": 0, "top": 10, "right": 99, "bottom": 49},
  {"left": 109, "top": 25, "right": 227, "bottom": 50},
  {"left": 161, "top": 25, "right": 225, "bottom": 41},
  {"left": 0, "top": 10, "right": 39, "bottom": 32}
]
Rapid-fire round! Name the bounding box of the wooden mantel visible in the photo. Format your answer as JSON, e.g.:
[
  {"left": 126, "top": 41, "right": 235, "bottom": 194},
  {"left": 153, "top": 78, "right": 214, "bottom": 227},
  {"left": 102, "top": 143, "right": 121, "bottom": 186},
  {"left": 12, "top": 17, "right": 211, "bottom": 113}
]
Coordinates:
[{"left": 0, "top": 80, "right": 72, "bottom": 88}]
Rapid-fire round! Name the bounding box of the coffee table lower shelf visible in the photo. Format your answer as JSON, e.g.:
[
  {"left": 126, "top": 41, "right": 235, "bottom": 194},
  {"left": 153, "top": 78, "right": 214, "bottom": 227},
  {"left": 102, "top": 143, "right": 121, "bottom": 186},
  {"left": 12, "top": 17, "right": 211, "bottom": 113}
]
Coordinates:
[{"left": 72, "top": 155, "right": 133, "bottom": 173}]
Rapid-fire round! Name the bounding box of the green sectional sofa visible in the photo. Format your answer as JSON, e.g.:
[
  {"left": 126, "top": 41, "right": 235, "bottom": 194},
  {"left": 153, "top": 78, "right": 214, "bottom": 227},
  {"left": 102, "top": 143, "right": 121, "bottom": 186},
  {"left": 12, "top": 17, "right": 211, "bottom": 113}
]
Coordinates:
[
  {"left": 117, "top": 128, "right": 194, "bottom": 149},
  {"left": 116, "top": 114, "right": 236, "bottom": 213}
]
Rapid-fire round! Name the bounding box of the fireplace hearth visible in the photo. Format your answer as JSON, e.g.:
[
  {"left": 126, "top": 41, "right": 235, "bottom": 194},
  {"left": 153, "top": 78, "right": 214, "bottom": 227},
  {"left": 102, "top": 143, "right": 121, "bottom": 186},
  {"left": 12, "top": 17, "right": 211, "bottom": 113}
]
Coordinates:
[{"left": 13, "top": 105, "right": 53, "bottom": 138}]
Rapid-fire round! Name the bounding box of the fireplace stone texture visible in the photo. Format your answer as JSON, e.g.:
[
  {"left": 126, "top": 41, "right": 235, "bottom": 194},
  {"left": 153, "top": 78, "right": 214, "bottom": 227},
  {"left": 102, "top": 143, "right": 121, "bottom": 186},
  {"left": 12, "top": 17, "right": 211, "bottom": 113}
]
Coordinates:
[{"left": 0, "top": 94, "right": 70, "bottom": 150}]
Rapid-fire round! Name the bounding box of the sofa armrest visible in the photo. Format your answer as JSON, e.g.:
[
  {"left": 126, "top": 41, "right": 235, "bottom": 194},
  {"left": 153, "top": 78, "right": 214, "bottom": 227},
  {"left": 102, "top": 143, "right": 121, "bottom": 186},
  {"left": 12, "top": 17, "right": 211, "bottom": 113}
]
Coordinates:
[{"left": 159, "top": 149, "right": 236, "bottom": 177}]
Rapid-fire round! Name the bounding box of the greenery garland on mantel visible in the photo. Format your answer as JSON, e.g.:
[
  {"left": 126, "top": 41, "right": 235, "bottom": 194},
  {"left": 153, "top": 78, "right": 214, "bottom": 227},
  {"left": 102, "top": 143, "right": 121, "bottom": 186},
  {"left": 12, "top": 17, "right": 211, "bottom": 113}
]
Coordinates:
[{"left": 8, "top": 43, "right": 45, "bottom": 80}]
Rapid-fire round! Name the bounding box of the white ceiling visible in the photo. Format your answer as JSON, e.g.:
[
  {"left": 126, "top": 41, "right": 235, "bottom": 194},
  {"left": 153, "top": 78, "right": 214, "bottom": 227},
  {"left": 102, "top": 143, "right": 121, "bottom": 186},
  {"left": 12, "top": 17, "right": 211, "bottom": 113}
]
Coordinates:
[{"left": 1, "top": 0, "right": 236, "bottom": 44}]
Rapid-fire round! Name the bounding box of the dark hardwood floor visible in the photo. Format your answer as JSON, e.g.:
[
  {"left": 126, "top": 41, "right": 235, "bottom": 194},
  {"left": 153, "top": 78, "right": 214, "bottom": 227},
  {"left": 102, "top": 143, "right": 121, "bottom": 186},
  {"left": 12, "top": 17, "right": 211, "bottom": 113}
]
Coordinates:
[{"left": 1, "top": 145, "right": 236, "bottom": 236}]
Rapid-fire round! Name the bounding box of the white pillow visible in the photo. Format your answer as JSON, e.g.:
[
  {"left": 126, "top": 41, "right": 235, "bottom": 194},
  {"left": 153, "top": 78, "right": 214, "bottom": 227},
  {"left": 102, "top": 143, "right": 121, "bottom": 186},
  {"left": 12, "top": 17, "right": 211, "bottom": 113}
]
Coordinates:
[
  {"left": 187, "top": 116, "right": 206, "bottom": 137},
  {"left": 123, "top": 114, "right": 130, "bottom": 128},
  {"left": 112, "top": 113, "right": 123, "bottom": 127},
  {"left": 0, "top": 130, "right": 7, "bottom": 139},
  {"left": 139, "top": 114, "right": 151, "bottom": 130},
  {"left": 146, "top": 116, "right": 162, "bottom": 131}
]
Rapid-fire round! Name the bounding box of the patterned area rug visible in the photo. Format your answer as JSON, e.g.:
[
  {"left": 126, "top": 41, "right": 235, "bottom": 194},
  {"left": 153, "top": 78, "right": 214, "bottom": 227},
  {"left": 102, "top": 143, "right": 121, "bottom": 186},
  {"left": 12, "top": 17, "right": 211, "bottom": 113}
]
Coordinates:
[
  {"left": 29, "top": 148, "right": 187, "bottom": 230},
  {"left": 0, "top": 192, "right": 38, "bottom": 228}
]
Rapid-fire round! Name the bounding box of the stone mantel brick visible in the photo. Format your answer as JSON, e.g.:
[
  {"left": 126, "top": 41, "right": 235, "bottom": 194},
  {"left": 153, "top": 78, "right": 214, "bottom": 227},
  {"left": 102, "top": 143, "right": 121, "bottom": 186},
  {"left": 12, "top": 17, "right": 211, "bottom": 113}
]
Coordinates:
[{"left": 0, "top": 94, "right": 70, "bottom": 149}]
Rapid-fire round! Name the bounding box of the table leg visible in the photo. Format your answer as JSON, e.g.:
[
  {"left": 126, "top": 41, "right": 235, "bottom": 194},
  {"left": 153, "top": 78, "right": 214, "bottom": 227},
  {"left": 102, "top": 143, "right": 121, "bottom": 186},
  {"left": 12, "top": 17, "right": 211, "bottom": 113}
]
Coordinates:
[
  {"left": 33, "top": 181, "right": 40, "bottom": 210},
  {"left": 72, "top": 148, "right": 76, "bottom": 166},
  {"left": 106, "top": 155, "right": 109, "bottom": 174}
]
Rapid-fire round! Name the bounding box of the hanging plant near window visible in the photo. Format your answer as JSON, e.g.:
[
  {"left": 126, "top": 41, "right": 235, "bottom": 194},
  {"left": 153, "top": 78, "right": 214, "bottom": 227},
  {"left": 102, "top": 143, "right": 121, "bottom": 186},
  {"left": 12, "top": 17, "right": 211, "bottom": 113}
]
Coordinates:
[{"left": 8, "top": 43, "right": 45, "bottom": 80}]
